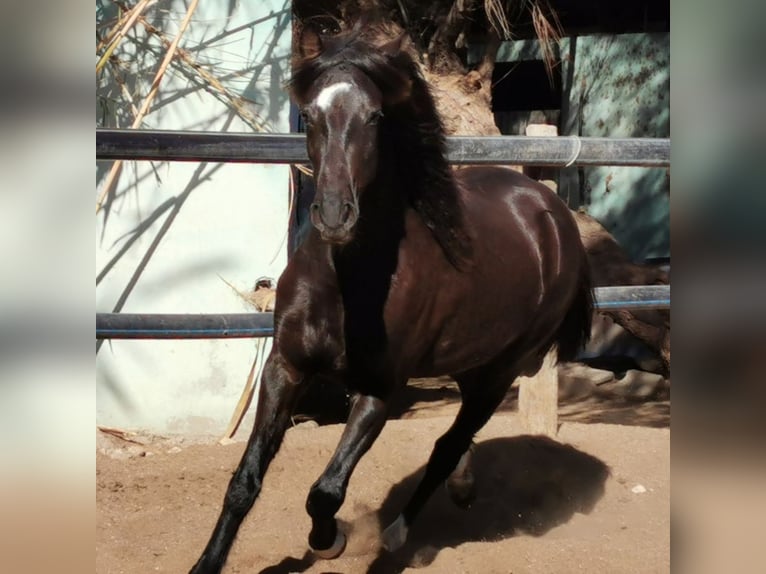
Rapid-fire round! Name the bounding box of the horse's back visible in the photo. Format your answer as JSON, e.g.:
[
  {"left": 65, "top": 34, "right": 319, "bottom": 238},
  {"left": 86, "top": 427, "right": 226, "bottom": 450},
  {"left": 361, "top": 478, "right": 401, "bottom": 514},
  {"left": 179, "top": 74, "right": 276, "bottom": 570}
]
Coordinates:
[
  {"left": 456, "top": 166, "right": 592, "bottom": 363},
  {"left": 388, "top": 166, "right": 588, "bottom": 376},
  {"left": 455, "top": 165, "right": 583, "bottom": 282},
  {"left": 456, "top": 166, "right": 574, "bottom": 227}
]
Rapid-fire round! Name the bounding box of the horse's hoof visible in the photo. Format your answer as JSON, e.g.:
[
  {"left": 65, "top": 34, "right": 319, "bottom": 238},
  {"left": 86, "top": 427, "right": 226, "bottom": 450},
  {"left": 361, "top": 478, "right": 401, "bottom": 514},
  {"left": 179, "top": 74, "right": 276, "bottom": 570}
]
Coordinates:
[
  {"left": 446, "top": 446, "right": 476, "bottom": 508},
  {"left": 310, "top": 529, "right": 346, "bottom": 560},
  {"left": 381, "top": 514, "right": 408, "bottom": 552},
  {"left": 447, "top": 483, "right": 476, "bottom": 510},
  {"left": 446, "top": 475, "right": 476, "bottom": 508}
]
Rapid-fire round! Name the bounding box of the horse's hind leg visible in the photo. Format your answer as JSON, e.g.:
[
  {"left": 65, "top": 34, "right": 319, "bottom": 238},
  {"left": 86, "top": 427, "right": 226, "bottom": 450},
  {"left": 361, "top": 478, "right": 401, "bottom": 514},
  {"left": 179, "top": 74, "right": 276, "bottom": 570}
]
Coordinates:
[
  {"left": 190, "top": 352, "right": 303, "bottom": 574},
  {"left": 446, "top": 442, "right": 476, "bottom": 508},
  {"left": 382, "top": 369, "right": 514, "bottom": 552},
  {"left": 305, "top": 390, "right": 389, "bottom": 558}
]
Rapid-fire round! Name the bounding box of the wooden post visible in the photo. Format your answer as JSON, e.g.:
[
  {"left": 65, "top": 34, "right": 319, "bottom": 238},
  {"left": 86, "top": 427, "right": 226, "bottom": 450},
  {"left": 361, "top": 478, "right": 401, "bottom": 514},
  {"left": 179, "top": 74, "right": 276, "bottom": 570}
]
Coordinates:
[
  {"left": 524, "top": 124, "right": 559, "bottom": 191},
  {"left": 518, "top": 349, "right": 558, "bottom": 437}
]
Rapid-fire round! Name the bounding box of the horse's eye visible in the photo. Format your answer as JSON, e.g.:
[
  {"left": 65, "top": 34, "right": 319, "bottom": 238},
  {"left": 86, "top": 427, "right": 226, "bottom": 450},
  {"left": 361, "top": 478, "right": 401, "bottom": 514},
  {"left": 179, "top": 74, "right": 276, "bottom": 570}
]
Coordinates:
[
  {"left": 366, "top": 110, "right": 384, "bottom": 125},
  {"left": 300, "top": 109, "right": 313, "bottom": 127}
]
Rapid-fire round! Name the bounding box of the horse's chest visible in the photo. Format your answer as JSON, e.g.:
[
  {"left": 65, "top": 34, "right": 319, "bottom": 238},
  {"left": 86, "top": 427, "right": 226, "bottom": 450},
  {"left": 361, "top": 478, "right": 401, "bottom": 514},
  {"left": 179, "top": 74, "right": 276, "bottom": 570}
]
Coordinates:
[{"left": 277, "top": 293, "right": 347, "bottom": 373}]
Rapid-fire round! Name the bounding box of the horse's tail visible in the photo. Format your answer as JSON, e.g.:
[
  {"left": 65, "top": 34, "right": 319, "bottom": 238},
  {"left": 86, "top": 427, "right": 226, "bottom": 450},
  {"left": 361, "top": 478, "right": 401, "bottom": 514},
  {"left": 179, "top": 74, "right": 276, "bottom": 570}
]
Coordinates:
[{"left": 554, "top": 254, "right": 594, "bottom": 362}]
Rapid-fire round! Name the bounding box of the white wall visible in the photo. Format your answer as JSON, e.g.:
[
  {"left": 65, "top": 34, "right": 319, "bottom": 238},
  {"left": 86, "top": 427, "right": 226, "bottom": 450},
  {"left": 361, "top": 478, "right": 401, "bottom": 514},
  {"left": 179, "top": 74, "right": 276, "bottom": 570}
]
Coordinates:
[{"left": 96, "top": 1, "right": 291, "bottom": 435}]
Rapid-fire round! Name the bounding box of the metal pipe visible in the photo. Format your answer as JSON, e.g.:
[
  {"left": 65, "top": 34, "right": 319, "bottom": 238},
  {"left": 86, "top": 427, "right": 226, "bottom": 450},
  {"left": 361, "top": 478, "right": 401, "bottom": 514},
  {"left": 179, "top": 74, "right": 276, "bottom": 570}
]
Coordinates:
[
  {"left": 593, "top": 285, "right": 670, "bottom": 310},
  {"left": 96, "top": 286, "right": 670, "bottom": 340},
  {"left": 96, "top": 312, "right": 275, "bottom": 340},
  {"left": 96, "top": 128, "right": 670, "bottom": 167},
  {"left": 96, "top": 130, "right": 670, "bottom": 341}
]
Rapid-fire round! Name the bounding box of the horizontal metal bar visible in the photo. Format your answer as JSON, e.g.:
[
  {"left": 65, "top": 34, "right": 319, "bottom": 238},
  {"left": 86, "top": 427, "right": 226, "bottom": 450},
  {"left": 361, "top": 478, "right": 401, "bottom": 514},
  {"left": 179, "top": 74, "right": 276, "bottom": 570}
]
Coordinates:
[
  {"left": 96, "top": 130, "right": 307, "bottom": 164},
  {"left": 96, "top": 128, "right": 670, "bottom": 167},
  {"left": 96, "top": 312, "right": 275, "bottom": 340},
  {"left": 96, "top": 286, "right": 669, "bottom": 340},
  {"left": 592, "top": 285, "right": 670, "bottom": 310},
  {"left": 447, "top": 136, "right": 670, "bottom": 167}
]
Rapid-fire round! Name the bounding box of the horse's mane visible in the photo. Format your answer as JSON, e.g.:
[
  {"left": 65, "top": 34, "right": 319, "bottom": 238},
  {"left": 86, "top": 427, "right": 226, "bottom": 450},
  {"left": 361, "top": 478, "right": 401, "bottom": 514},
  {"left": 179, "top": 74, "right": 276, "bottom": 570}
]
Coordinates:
[{"left": 290, "top": 24, "right": 473, "bottom": 270}]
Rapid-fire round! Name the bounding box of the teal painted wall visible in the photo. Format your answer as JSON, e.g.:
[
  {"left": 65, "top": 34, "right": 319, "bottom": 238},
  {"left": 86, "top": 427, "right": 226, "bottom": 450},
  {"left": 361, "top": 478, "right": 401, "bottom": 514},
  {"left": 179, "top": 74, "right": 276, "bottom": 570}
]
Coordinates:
[
  {"left": 488, "top": 33, "right": 670, "bottom": 261},
  {"left": 560, "top": 33, "right": 669, "bottom": 261}
]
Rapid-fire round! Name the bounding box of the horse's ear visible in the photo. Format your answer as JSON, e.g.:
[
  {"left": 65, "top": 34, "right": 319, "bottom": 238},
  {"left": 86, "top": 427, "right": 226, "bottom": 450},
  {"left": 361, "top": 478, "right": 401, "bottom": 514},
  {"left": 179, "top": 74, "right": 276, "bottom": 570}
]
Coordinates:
[
  {"left": 383, "top": 75, "right": 413, "bottom": 106},
  {"left": 375, "top": 34, "right": 413, "bottom": 105},
  {"left": 298, "top": 25, "right": 323, "bottom": 59},
  {"left": 379, "top": 33, "right": 408, "bottom": 56}
]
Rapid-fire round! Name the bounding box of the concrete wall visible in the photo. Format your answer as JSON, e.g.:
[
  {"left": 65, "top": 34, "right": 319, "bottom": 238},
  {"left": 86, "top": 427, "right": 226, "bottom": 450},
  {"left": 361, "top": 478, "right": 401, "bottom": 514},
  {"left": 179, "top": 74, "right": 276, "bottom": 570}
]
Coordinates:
[{"left": 96, "top": 1, "right": 291, "bottom": 435}]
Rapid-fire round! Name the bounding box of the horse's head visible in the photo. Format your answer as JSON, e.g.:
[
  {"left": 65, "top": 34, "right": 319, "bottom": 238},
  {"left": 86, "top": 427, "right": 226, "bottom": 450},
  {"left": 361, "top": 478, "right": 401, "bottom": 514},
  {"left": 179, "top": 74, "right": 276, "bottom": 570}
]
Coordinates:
[
  {"left": 300, "top": 65, "right": 382, "bottom": 243},
  {"left": 292, "top": 25, "right": 411, "bottom": 245}
]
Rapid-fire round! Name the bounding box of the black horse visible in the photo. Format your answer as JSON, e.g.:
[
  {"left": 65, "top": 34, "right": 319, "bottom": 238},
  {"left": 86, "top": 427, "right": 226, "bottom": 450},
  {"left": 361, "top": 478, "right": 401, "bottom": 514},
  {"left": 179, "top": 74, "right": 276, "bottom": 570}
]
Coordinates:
[{"left": 191, "top": 24, "right": 592, "bottom": 573}]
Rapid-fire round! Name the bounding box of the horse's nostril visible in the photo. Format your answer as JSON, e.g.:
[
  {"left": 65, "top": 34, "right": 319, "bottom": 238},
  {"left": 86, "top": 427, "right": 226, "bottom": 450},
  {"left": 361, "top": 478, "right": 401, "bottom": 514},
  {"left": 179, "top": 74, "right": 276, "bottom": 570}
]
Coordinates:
[
  {"left": 309, "top": 202, "right": 325, "bottom": 230},
  {"left": 341, "top": 201, "right": 358, "bottom": 225},
  {"left": 310, "top": 198, "right": 357, "bottom": 233}
]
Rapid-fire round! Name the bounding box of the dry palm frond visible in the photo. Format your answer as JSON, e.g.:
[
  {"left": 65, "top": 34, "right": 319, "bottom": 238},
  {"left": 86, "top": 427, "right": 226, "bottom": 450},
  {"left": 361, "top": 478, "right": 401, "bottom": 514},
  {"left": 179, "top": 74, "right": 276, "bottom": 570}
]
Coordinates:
[
  {"left": 100, "top": 2, "right": 313, "bottom": 209},
  {"left": 218, "top": 274, "right": 276, "bottom": 312},
  {"left": 97, "top": 0, "right": 155, "bottom": 74},
  {"left": 118, "top": 2, "right": 273, "bottom": 134},
  {"left": 485, "top": 0, "right": 513, "bottom": 40},
  {"left": 219, "top": 340, "right": 266, "bottom": 443},
  {"left": 97, "top": 425, "right": 144, "bottom": 445},
  {"left": 528, "top": 0, "right": 563, "bottom": 84},
  {"left": 294, "top": 164, "right": 313, "bottom": 177},
  {"left": 97, "top": 1, "right": 317, "bottom": 218},
  {"left": 110, "top": 62, "right": 140, "bottom": 118},
  {"left": 483, "top": 0, "right": 563, "bottom": 85},
  {"left": 217, "top": 275, "right": 275, "bottom": 441},
  {"left": 96, "top": 0, "right": 200, "bottom": 213}
]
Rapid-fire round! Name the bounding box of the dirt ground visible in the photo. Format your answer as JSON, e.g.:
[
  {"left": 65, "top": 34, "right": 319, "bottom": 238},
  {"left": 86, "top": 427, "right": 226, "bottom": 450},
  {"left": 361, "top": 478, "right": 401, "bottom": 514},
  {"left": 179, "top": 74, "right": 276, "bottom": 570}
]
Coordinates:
[{"left": 97, "top": 374, "right": 669, "bottom": 574}]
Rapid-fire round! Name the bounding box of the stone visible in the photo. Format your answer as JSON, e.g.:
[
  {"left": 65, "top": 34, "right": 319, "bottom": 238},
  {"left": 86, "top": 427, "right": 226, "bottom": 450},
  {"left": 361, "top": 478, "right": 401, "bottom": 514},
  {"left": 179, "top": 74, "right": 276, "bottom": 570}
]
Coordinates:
[
  {"left": 525, "top": 124, "right": 558, "bottom": 137},
  {"left": 104, "top": 445, "right": 147, "bottom": 460},
  {"left": 607, "top": 369, "right": 666, "bottom": 400},
  {"left": 291, "top": 420, "right": 319, "bottom": 431},
  {"left": 558, "top": 362, "right": 615, "bottom": 400}
]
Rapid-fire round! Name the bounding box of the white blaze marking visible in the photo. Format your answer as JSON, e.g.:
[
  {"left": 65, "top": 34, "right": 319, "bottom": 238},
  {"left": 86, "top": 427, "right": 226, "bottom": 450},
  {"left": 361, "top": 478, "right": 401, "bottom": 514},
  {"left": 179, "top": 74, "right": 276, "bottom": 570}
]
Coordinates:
[{"left": 315, "top": 82, "right": 353, "bottom": 110}]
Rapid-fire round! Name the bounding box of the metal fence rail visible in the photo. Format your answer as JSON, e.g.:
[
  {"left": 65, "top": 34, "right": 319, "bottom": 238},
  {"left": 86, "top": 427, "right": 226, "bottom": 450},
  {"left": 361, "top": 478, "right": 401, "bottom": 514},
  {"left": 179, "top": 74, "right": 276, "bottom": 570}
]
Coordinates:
[
  {"left": 96, "top": 285, "right": 670, "bottom": 340},
  {"left": 96, "top": 129, "right": 670, "bottom": 340},
  {"left": 96, "top": 128, "right": 671, "bottom": 167}
]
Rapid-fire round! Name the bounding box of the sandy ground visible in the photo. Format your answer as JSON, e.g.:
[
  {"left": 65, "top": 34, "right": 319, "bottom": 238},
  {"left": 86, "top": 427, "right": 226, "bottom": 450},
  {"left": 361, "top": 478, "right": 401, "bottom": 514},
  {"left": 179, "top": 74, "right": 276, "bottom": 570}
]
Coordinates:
[{"left": 97, "top": 375, "right": 669, "bottom": 574}]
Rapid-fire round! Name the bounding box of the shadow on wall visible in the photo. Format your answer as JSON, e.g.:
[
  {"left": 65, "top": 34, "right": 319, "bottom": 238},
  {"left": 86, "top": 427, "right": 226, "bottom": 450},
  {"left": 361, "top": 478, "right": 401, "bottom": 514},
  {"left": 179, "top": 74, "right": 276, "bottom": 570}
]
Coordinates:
[
  {"left": 96, "top": 1, "right": 293, "bottom": 412},
  {"left": 96, "top": 0, "right": 292, "bottom": 305},
  {"left": 96, "top": 0, "right": 292, "bottom": 188}
]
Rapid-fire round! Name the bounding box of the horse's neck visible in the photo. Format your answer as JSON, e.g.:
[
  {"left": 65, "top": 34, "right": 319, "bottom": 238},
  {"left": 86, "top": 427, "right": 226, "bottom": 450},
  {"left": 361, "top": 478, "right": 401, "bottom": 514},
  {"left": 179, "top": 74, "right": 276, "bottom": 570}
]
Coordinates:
[
  {"left": 331, "top": 175, "right": 406, "bottom": 288},
  {"left": 301, "top": 170, "right": 417, "bottom": 357}
]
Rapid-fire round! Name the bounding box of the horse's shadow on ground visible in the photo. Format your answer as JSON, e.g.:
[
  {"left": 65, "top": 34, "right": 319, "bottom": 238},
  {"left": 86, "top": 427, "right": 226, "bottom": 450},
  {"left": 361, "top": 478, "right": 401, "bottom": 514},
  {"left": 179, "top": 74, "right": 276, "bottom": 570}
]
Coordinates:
[{"left": 258, "top": 435, "right": 609, "bottom": 574}]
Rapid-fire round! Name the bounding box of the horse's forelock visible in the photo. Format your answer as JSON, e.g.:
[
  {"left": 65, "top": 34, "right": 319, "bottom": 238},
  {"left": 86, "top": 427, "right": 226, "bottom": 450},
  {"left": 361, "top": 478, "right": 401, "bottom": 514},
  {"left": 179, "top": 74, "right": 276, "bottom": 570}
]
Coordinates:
[{"left": 290, "top": 27, "right": 416, "bottom": 107}]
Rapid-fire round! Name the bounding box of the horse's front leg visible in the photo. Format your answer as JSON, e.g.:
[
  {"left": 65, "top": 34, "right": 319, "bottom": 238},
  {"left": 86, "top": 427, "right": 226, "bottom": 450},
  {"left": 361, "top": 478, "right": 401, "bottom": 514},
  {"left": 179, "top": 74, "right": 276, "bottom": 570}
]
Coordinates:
[
  {"left": 306, "top": 391, "right": 388, "bottom": 558},
  {"left": 190, "top": 352, "right": 303, "bottom": 574}
]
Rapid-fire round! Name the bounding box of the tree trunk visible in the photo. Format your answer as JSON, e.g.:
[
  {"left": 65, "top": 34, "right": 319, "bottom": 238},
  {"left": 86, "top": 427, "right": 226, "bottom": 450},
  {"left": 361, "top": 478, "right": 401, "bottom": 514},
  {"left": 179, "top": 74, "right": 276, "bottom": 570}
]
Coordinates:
[{"left": 574, "top": 211, "right": 670, "bottom": 373}]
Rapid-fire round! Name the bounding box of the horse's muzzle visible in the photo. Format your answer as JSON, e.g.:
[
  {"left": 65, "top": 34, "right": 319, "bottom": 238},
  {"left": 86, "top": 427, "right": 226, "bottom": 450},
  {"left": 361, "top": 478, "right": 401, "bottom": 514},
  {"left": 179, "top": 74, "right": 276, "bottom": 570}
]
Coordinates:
[{"left": 309, "top": 197, "right": 359, "bottom": 243}]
